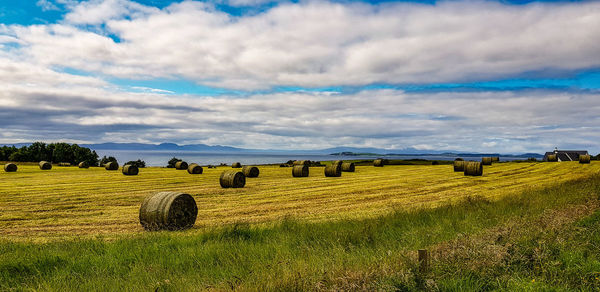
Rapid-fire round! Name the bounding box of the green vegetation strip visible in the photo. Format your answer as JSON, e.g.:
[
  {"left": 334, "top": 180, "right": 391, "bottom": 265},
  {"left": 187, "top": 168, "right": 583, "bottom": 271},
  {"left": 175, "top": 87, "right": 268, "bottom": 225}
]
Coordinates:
[{"left": 1, "top": 175, "right": 600, "bottom": 291}]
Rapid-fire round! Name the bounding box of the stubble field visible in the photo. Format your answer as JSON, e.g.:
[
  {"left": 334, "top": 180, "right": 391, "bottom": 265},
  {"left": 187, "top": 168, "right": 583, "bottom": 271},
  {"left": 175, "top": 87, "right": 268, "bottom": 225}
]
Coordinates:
[{"left": 1, "top": 161, "right": 598, "bottom": 242}]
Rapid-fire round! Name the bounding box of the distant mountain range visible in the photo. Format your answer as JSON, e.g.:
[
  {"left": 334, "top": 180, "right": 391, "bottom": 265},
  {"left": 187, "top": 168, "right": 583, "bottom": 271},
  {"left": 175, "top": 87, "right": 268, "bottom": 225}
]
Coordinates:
[{"left": 0, "top": 142, "right": 544, "bottom": 157}]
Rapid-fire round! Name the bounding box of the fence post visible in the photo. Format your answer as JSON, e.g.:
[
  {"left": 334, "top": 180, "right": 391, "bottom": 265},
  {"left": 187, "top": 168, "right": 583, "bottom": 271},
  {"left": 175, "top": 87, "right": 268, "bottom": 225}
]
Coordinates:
[{"left": 418, "top": 249, "right": 429, "bottom": 275}]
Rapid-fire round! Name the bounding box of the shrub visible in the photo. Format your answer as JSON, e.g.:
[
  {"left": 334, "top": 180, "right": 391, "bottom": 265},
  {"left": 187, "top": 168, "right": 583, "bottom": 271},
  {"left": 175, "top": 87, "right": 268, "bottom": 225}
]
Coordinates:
[{"left": 125, "top": 159, "right": 146, "bottom": 168}]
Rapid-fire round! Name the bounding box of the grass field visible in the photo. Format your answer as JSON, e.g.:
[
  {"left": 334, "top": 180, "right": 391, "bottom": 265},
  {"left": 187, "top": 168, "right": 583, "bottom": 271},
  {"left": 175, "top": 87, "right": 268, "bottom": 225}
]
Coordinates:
[
  {"left": 2, "top": 161, "right": 600, "bottom": 290},
  {"left": 1, "top": 162, "right": 599, "bottom": 242}
]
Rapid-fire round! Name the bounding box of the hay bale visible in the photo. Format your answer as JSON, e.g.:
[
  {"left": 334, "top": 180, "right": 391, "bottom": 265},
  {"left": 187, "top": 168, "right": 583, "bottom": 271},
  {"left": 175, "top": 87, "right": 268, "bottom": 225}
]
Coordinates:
[
  {"left": 453, "top": 160, "right": 465, "bottom": 172},
  {"left": 373, "top": 159, "right": 385, "bottom": 167},
  {"left": 122, "top": 164, "right": 139, "bottom": 175},
  {"left": 187, "top": 163, "right": 203, "bottom": 174},
  {"left": 207, "top": 165, "right": 215, "bottom": 169},
  {"left": 464, "top": 161, "right": 483, "bottom": 176},
  {"left": 292, "top": 165, "right": 309, "bottom": 177},
  {"left": 220, "top": 170, "right": 245, "bottom": 188},
  {"left": 4, "top": 163, "right": 17, "bottom": 172},
  {"left": 481, "top": 157, "right": 493, "bottom": 165},
  {"left": 579, "top": 154, "right": 591, "bottom": 164},
  {"left": 324, "top": 163, "right": 342, "bottom": 177},
  {"left": 242, "top": 166, "right": 259, "bottom": 178},
  {"left": 39, "top": 161, "right": 52, "bottom": 170},
  {"left": 105, "top": 161, "right": 119, "bottom": 170},
  {"left": 58, "top": 162, "right": 71, "bottom": 167},
  {"left": 491, "top": 157, "right": 500, "bottom": 162},
  {"left": 78, "top": 161, "right": 89, "bottom": 168},
  {"left": 175, "top": 161, "right": 188, "bottom": 170},
  {"left": 341, "top": 162, "right": 355, "bottom": 172},
  {"left": 231, "top": 162, "right": 242, "bottom": 168},
  {"left": 293, "top": 160, "right": 310, "bottom": 166},
  {"left": 139, "top": 191, "right": 198, "bottom": 231}
]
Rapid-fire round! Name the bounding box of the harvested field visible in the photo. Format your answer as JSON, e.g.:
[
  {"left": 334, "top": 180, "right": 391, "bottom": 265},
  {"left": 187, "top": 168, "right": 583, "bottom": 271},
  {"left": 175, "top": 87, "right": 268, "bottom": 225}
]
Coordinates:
[{"left": 0, "top": 162, "right": 598, "bottom": 241}]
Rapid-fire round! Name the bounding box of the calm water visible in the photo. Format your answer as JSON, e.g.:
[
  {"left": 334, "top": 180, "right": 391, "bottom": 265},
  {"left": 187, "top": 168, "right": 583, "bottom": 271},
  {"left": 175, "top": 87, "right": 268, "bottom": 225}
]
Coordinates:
[{"left": 95, "top": 150, "right": 527, "bottom": 167}]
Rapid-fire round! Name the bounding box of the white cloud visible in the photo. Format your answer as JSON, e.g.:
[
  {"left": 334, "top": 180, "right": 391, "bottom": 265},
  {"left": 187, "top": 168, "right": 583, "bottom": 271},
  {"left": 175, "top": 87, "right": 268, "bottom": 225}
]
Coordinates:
[
  {"left": 3, "top": 0, "right": 599, "bottom": 89},
  {"left": 64, "top": 0, "right": 158, "bottom": 25},
  {"left": 1, "top": 0, "right": 600, "bottom": 153},
  {"left": 226, "top": 0, "right": 276, "bottom": 7},
  {"left": 36, "top": 0, "right": 60, "bottom": 12},
  {"left": 1, "top": 57, "right": 599, "bottom": 153}
]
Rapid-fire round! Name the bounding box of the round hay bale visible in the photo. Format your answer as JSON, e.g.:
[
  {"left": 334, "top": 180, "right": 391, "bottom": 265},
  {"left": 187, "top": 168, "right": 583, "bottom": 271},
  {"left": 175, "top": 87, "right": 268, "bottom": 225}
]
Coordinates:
[
  {"left": 546, "top": 154, "right": 558, "bottom": 162},
  {"left": 220, "top": 170, "right": 245, "bottom": 188},
  {"left": 105, "top": 161, "right": 119, "bottom": 170},
  {"left": 78, "top": 161, "right": 89, "bottom": 168},
  {"left": 139, "top": 191, "right": 198, "bottom": 231},
  {"left": 232, "top": 162, "right": 242, "bottom": 168},
  {"left": 373, "top": 159, "right": 385, "bottom": 167},
  {"left": 293, "top": 160, "right": 310, "bottom": 166},
  {"left": 341, "top": 162, "right": 355, "bottom": 172},
  {"left": 58, "top": 162, "right": 71, "bottom": 167},
  {"left": 4, "top": 163, "right": 17, "bottom": 172},
  {"left": 242, "top": 166, "right": 259, "bottom": 178},
  {"left": 292, "top": 165, "right": 309, "bottom": 177},
  {"left": 207, "top": 165, "right": 215, "bottom": 169},
  {"left": 39, "top": 161, "right": 52, "bottom": 170},
  {"left": 481, "top": 157, "right": 493, "bottom": 165},
  {"left": 187, "top": 163, "right": 203, "bottom": 174},
  {"left": 122, "top": 164, "right": 139, "bottom": 175},
  {"left": 175, "top": 161, "right": 188, "bottom": 170},
  {"left": 453, "top": 160, "right": 465, "bottom": 172},
  {"left": 491, "top": 157, "right": 500, "bottom": 162},
  {"left": 579, "top": 154, "right": 591, "bottom": 164},
  {"left": 324, "top": 163, "right": 342, "bottom": 177},
  {"left": 464, "top": 161, "right": 483, "bottom": 176}
]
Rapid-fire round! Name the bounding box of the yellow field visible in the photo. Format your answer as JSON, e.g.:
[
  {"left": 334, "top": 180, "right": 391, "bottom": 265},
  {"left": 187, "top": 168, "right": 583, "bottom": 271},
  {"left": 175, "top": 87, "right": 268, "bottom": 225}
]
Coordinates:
[{"left": 1, "top": 162, "right": 598, "bottom": 242}]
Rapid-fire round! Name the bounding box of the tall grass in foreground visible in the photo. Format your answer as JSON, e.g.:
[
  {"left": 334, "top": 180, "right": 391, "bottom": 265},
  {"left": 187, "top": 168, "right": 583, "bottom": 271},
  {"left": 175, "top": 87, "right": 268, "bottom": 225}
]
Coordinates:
[{"left": 1, "top": 175, "right": 600, "bottom": 291}]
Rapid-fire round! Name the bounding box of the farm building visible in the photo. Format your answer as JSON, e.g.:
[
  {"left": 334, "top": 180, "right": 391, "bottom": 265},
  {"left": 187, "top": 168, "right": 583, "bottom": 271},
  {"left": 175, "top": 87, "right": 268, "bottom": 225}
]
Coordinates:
[{"left": 543, "top": 148, "right": 589, "bottom": 162}]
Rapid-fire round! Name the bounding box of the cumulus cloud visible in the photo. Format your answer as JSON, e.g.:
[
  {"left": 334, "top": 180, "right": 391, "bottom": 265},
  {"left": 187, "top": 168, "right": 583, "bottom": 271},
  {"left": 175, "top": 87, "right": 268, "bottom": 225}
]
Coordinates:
[
  {"left": 1, "top": 0, "right": 599, "bottom": 153},
  {"left": 2, "top": 0, "right": 599, "bottom": 89},
  {"left": 64, "top": 0, "right": 158, "bottom": 25},
  {"left": 1, "top": 56, "right": 599, "bottom": 152}
]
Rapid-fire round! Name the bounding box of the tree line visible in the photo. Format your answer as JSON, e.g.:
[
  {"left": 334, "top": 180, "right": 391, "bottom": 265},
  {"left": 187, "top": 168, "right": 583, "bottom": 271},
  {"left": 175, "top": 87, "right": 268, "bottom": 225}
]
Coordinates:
[{"left": 0, "top": 142, "right": 99, "bottom": 166}]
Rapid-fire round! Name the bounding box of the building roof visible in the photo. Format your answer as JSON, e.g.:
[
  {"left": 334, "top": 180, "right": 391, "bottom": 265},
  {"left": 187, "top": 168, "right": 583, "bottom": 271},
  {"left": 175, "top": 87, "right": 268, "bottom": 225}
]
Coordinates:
[{"left": 544, "top": 150, "right": 589, "bottom": 161}]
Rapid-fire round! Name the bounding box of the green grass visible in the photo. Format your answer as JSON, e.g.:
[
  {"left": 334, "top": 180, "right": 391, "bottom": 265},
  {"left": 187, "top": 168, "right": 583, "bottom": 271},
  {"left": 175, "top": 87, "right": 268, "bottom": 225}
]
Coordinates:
[{"left": 2, "top": 174, "right": 600, "bottom": 291}]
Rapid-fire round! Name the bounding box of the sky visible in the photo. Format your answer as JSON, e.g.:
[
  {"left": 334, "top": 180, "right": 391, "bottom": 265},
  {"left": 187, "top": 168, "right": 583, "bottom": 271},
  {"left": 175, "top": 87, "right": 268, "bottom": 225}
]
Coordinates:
[{"left": 0, "top": 0, "right": 599, "bottom": 153}]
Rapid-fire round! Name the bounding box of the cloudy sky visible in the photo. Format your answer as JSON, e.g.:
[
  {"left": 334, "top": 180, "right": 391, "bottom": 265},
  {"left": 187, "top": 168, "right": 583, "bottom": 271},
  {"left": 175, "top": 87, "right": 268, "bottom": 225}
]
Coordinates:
[{"left": 1, "top": 0, "right": 599, "bottom": 153}]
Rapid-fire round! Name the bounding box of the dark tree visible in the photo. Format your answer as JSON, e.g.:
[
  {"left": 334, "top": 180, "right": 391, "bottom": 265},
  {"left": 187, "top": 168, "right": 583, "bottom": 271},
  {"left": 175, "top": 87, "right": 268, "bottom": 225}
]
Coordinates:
[
  {"left": 167, "top": 157, "right": 181, "bottom": 168},
  {"left": 100, "top": 156, "right": 118, "bottom": 166},
  {"left": 126, "top": 159, "right": 146, "bottom": 168},
  {"left": 0, "top": 142, "right": 99, "bottom": 165}
]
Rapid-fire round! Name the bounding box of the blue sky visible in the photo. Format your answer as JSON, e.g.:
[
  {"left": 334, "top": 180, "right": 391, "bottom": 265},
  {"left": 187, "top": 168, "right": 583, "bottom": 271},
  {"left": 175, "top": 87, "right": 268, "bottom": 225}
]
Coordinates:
[{"left": 0, "top": 0, "right": 599, "bottom": 153}]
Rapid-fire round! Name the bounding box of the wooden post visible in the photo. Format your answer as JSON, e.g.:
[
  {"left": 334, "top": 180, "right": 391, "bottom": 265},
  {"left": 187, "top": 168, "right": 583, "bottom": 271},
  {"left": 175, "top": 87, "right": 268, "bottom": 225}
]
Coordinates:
[{"left": 418, "top": 249, "right": 429, "bottom": 275}]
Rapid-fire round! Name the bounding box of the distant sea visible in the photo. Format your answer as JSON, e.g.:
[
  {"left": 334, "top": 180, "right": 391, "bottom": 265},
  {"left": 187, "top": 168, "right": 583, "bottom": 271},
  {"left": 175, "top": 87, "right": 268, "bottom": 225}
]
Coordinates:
[{"left": 95, "top": 150, "right": 529, "bottom": 167}]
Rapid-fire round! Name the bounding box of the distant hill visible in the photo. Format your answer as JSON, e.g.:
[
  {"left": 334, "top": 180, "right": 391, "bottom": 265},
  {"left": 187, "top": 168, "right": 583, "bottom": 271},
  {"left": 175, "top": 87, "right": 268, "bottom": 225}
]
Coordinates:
[
  {"left": 79, "top": 142, "right": 241, "bottom": 152},
  {"left": 0, "top": 142, "right": 542, "bottom": 157}
]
